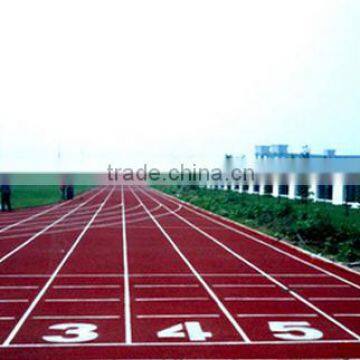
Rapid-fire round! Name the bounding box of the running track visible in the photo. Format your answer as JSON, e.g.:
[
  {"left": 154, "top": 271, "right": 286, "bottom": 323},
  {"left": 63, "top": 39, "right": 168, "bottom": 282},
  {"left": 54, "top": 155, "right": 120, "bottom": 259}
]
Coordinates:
[{"left": 0, "top": 186, "right": 359, "bottom": 359}]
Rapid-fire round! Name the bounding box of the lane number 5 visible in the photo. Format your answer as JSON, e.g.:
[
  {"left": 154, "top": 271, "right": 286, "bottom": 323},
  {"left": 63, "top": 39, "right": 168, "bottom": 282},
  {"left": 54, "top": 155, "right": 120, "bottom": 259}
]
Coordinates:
[
  {"left": 269, "top": 321, "right": 323, "bottom": 340},
  {"left": 43, "top": 323, "right": 98, "bottom": 343}
]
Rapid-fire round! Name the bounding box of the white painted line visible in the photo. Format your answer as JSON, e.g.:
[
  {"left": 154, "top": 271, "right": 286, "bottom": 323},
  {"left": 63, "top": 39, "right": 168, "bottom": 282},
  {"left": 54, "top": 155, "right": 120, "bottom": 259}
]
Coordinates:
[
  {"left": 131, "top": 187, "right": 251, "bottom": 343},
  {"left": 142, "top": 188, "right": 360, "bottom": 341},
  {"left": 45, "top": 298, "right": 121, "bottom": 302},
  {"left": 237, "top": 313, "right": 318, "bottom": 318},
  {"left": 0, "top": 188, "right": 105, "bottom": 264},
  {"left": 137, "top": 314, "right": 220, "bottom": 319},
  {"left": 122, "top": 185, "right": 132, "bottom": 345},
  {"left": 134, "top": 284, "right": 199, "bottom": 289},
  {"left": 309, "top": 297, "right": 360, "bottom": 301},
  {"left": 2, "top": 187, "right": 114, "bottom": 347},
  {"left": 225, "top": 297, "right": 295, "bottom": 301},
  {"left": 289, "top": 284, "right": 350, "bottom": 288},
  {"left": 0, "top": 317, "right": 16, "bottom": 321},
  {"left": 0, "top": 299, "right": 28, "bottom": 303},
  {"left": 161, "top": 190, "right": 360, "bottom": 290},
  {"left": 0, "top": 286, "right": 38, "bottom": 290},
  {"left": 0, "top": 199, "right": 68, "bottom": 234},
  {"left": 334, "top": 314, "right": 360, "bottom": 317},
  {"left": 53, "top": 285, "right": 120, "bottom": 289},
  {"left": 135, "top": 297, "right": 208, "bottom": 302},
  {"left": 213, "top": 284, "right": 275, "bottom": 288},
  {"left": 32, "top": 315, "right": 121, "bottom": 320},
  {"left": 5, "top": 339, "right": 360, "bottom": 348}
]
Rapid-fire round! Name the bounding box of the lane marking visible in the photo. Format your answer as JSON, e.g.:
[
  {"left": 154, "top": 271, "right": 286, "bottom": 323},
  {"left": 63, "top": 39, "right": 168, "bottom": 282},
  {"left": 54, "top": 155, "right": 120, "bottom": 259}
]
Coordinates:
[
  {"left": 309, "top": 297, "right": 360, "bottom": 301},
  {"left": 45, "top": 298, "right": 121, "bottom": 302},
  {"left": 0, "top": 286, "right": 38, "bottom": 290},
  {"left": 0, "top": 272, "right": 331, "bottom": 278},
  {"left": 0, "top": 188, "right": 106, "bottom": 264},
  {"left": 130, "top": 187, "right": 251, "bottom": 343},
  {"left": 157, "top": 189, "right": 360, "bottom": 290},
  {"left": 141, "top": 188, "right": 360, "bottom": 341},
  {"left": 224, "top": 297, "right": 295, "bottom": 301},
  {"left": 237, "top": 314, "right": 318, "bottom": 318},
  {"left": 212, "top": 284, "right": 275, "bottom": 288},
  {"left": 2, "top": 187, "right": 114, "bottom": 347},
  {"left": 122, "top": 185, "right": 132, "bottom": 345},
  {"left": 289, "top": 284, "right": 350, "bottom": 288},
  {"left": 0, "top": 317, "right": 15, "bottom": 321},
  {"left": 334, "top": 314, "right": 360, "bottom": 317},
  {"left": 53, "top": 285, "right": 120, "bottom": 289},
  {"left": 137, "top": 314, "right": 220, "bottom": 319},
  {"left": 135, "top": 297, "right": 208, "bottom": 302},
  {"left": 0, "top": 299, "right": 28, "bottom": 303},
  {"left": 0, "top": 198, "right": 69, "bottom": 234},
  {"left": 32, "top": 315, "right": 121, "bottom": 320},
  {"left": 134, "top": 284, "right": 199, "bottom": 289},
  {"left": 6, "top": 339, "right": 360, "bottom": 348}
]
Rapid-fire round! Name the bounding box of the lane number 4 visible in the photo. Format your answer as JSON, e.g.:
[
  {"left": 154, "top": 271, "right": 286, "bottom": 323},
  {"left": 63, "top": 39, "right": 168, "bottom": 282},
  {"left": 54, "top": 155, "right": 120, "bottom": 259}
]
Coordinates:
[
  {"left": 269, "top": 321, "right": 323, "bottom": 340},
  {"left": 43, "top": 323, "right": 98, "bottom": 343},
  {"left": 157, "top": 321, "right": 212, "bottom": 341}
]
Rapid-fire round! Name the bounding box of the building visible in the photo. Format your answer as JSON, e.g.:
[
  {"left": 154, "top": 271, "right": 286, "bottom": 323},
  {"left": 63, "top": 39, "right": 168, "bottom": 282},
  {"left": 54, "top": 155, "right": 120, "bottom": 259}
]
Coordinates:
[{"left": 207, "top": 145, "right": 360, "bottom": 207}]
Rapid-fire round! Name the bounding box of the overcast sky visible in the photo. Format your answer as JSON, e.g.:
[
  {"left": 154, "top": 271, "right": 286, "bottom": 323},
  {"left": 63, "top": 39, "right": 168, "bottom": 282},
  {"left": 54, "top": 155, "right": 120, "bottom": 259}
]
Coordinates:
[{"left": 0, "top": 0, "right": 359, "bottom": 171}]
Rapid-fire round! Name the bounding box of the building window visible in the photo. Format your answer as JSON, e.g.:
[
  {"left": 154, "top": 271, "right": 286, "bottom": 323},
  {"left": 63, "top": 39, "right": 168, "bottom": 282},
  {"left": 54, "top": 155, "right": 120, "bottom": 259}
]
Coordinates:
[
  {"left": 264, "top": 185, "right": 273, "bottom": 194},
  {"left": 253, "top": 185, "right": 260, "bottom": 193},
  {"left": 345, "top": 185, "right": 360, "bottom": 202},
  {"left": 296, "top": 185, "right": 309, "bottom": 198},
  {"left": 242, "top": 184, "right": 249, "bottom": 192},
  {"left": 318, "top": 185, "right": 333, "bottom": 200},
  {"left": 279, "top": 185, "right": 289, "bottom": 195},
  {"left": 214, "top": 185, "right": 219, "bottom": 190},
  {"left": 227, "top": 184, "right": 231, "bottom": 190},
  {"left": 234, "top": 184, "right": 240, "bottom": 190}
]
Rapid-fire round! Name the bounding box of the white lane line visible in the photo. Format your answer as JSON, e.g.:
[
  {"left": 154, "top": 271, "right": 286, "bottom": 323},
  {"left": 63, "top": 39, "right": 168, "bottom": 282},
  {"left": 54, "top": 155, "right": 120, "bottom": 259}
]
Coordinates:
[
  {"left": 137, "top": 314, "right": 220, "bottom": 319},
  {"left": 53, "top": 285, "right": 120, "bottom": 289},
  {"left": 5, "top": 339, "right": 360, "bottom": 348},
  {"left": 135, "top": 297, "right": 208, "bottom": 302},
  {"left": 2, "top": 187, "right": 114, "bottom": 347},
  {"left": 0, "top": 286, "right": 38, "bottom": 290},
  {"left": 334, "top": 314, "right": 360, "bottom": 317},
  {"left": 158, "top": 189, "right": 360, "bottom": 290},
  {"left": 0, "top": 317, "right": 15, "bottom": 321},
  {"left": 122, "top": 185, "right": 132, "bottom": 345},
  {"left": 309, "top": 297, "right": 360, "bottom": 301},
  {"left": 134, "top": 284, "right": 199, "bottom": 289},
  {"left": 32, "top": 315, "right": 121, "bottom": 320},
  {"left": 225, "top": 297, "right": 295, "bottom": 301},
  {"left": 237, "top": 314, "right": 317, "bottom": 318},
  {"left": 0, "top": 299, "right": 28, "bottom": 303},
  {"left": 131, "top": 187, "right": 251, "bottom": 343},
  {"left": 0, "top": 199, "right": 69, "bottom": 234},
  {"left": 289, "top": 284, "right": 350, "bottom": 288},
  {"left": 45, "top": 298, "right": 121, "bottom": 302},
  {"left": 0, "top": 188, "right": 105, "bottom": 264},
  {"left": 142, "top": 188, "right": 360, "bottom": 341},
  {"left": 213, "top": 284, "right": 275, "bottom": 288},
  {"left": 0, "top": 272, "right": 330, "bottom": 278}
]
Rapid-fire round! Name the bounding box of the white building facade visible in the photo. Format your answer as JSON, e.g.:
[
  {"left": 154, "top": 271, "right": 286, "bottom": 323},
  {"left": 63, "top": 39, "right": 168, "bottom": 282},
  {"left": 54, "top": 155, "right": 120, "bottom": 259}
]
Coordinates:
[{"left": 207, "top": 145, "right": 360, "bottom": 207}]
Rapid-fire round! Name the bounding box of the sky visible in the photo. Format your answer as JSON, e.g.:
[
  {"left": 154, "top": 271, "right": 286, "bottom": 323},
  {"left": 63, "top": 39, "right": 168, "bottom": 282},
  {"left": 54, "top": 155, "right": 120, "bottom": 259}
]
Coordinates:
[{"left": 0, "top": 0, "right": 359, "bottom": 171}]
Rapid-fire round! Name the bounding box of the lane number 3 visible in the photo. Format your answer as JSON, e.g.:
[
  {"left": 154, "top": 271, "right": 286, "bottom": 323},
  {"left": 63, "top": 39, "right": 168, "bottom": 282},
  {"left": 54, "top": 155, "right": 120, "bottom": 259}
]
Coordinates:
[
  {"left": 43, "top": 323, "right": 98, "bottom": 343},
  {"left": 269, "top": 321, "right": 323, "bottom": 340}
]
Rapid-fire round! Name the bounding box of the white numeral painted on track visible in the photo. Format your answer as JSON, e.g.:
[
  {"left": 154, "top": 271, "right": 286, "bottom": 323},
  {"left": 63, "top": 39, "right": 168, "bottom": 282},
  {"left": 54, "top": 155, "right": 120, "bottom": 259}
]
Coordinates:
[
  {"left": 268, "top": 321, "right": 323, "bottom": 340},
  {"left": 42, "top": 323, "right": 98, "bottom": 343},
  {"left": 157, "top": 321, "right": 212, "bottom": 341}
]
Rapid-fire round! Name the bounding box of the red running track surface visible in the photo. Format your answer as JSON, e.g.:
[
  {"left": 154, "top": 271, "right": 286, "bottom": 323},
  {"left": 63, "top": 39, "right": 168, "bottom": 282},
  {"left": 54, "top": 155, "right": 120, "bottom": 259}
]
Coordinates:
[{"left": 0, "top": 186, "right": 359, "bottom": 359}]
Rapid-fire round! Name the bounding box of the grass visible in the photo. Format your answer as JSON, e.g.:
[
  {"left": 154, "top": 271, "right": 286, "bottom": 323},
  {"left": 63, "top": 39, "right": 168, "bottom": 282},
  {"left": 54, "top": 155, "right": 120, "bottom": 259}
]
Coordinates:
[
  {"left": 7, "top": 185, "right": 95, "bottom": 209},
  {"left": 155, "top": 185, "right": 360, "bottom": 264}
]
